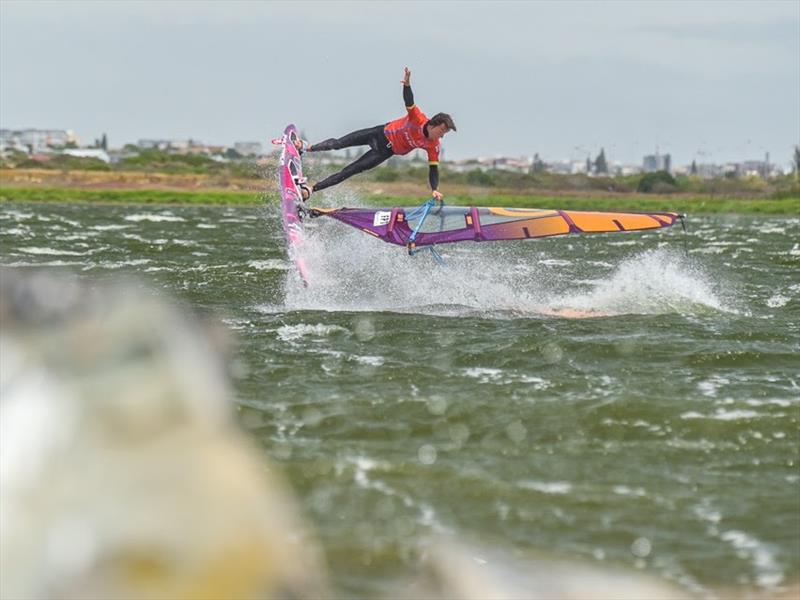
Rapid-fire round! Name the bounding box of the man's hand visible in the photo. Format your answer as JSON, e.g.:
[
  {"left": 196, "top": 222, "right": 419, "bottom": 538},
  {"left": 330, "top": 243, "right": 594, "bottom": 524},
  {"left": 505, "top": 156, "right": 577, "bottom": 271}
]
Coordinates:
[
  {"left": 402, "top": 67, "right": 411, "bottom": 86},
  {"left": 432, "top": 190, "right": 444, "bottom": 201}
]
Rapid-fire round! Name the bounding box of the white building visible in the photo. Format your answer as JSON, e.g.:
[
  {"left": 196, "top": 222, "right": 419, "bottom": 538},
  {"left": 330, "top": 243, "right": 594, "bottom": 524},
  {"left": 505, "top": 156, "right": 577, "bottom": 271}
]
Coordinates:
[
  {"left": 137, "top": 139, "right": 191, "bottom": 151},
  {"left": 62, "top": 148, "right": 111, "bottom": 163},
  {"left": 491, "top": 156, "right": 533, "bottom": 173},
  {"left": 617, "top": 163, "right": 643, "bottom": 176},
  {"left": 0, "top": 128, "right": 77, "bottom": 151}
]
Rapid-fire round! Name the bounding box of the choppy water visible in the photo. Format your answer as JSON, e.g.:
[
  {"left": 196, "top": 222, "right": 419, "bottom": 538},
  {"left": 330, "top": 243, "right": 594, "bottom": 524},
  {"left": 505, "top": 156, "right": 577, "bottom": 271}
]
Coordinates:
[{"left": 2, "top": 199, "right": 799, "bottom": 597}]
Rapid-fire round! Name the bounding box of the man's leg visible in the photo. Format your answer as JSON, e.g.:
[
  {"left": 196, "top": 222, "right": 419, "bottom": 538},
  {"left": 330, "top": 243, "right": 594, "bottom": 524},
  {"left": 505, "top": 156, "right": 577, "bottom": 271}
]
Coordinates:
[
  {"left": 309, "top": 125, "right": 385, "bottom": 152},
  {"left": 313, "top": 148, "right": 391, "bottom": 192}
]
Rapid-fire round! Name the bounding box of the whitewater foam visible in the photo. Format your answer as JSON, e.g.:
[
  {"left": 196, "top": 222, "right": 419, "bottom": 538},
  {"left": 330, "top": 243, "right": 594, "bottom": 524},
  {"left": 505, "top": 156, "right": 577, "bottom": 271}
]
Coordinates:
[
  {"left": 276, "top": 323, "right": 349, "bottom": 342},
  {"left": 552, "top": 248, "right": 733, "bottom": 316},
  {"left": 124, "top": 213, "right": 185, "bottom": 223}
]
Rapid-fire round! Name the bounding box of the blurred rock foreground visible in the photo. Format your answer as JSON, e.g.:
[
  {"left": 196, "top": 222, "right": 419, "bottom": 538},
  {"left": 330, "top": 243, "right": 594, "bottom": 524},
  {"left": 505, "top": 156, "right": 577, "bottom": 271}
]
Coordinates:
[
  {"left": 5, "top": 268, "right": 786, "bottom": 599},
  {"left": 0, "top": 269, "right": 326, "bottom": 600}
]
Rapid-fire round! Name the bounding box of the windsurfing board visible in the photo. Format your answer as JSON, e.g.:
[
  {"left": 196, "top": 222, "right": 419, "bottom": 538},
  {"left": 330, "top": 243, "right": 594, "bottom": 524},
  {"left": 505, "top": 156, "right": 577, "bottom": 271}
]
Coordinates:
[{"left": 275, "top": 124, "right": 310, "bottom": 284}]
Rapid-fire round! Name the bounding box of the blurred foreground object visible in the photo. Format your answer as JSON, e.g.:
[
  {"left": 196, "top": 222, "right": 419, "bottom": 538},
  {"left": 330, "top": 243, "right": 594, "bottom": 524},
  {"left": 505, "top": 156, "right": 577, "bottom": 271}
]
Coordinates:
[
  {"left": 0, "top": 269, "right": 327, "bottom": 600},
  {"left": 407, "top": 537, "right": 689, "bottom": 600}
]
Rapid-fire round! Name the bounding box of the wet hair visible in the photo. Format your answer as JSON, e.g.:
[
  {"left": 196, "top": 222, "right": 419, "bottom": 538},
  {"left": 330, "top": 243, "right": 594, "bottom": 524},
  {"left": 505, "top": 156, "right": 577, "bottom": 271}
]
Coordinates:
[{"left": 428, "top": 113, "right": 457, "bottom": 132}]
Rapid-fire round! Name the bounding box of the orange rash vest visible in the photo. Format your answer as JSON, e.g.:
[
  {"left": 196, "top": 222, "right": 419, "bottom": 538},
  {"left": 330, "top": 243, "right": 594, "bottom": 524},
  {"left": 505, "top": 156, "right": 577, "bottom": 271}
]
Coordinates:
[{"left": 383, "top": 105, "right": 440, "bottom": 165}]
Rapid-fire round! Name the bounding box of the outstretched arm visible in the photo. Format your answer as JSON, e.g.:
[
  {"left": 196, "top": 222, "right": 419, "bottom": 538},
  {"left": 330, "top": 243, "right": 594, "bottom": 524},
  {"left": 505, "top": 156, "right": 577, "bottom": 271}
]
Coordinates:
[
  {"left": 402, "top": 66, "right": 414, "bottom": 108},
  {"left": 429, "top": 165, "right": 441, "bottom": 200}
]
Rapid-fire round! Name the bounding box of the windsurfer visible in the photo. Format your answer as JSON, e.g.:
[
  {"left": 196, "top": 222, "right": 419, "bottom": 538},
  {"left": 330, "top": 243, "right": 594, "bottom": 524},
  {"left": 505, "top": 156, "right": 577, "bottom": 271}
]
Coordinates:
[{"left": 294, "top": 67, "right": 455, "bottom": 202}]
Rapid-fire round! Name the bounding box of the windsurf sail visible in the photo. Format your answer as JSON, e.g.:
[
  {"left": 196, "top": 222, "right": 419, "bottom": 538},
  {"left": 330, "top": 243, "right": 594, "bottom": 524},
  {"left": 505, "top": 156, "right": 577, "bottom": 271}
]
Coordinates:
[{"left": 310, "top": 200, "right": 682, "bottom": 254}]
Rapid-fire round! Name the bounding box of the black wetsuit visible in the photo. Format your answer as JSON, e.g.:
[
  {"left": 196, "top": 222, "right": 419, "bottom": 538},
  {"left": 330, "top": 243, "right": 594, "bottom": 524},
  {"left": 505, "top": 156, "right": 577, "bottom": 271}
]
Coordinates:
[
  {"left": 309, "top": 85, "right": 439, "bottom": 193},
  {"left": 309, "top": 126, "right": 394, "bottom": 192}
]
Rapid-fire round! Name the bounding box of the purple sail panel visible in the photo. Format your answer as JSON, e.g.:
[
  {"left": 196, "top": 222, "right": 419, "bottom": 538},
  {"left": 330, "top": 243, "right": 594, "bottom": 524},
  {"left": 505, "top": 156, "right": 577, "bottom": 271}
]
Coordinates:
[{"left": 320, "top": 206, "right": 480, "bottom": 247}]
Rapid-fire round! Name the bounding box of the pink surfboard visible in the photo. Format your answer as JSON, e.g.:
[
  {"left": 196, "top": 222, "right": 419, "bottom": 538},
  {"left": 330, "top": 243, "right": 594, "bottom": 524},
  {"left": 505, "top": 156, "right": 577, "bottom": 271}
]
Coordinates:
[{"left": 275, "top": 124, "right": 310, "bottom": 285}]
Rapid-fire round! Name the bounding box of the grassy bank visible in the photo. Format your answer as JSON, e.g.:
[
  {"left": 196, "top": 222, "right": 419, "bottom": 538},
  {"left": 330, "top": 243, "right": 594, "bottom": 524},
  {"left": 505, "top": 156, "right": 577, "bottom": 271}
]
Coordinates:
[
  {"left": 0, "top": 186, "right": 262, "bottom": 205},
  {"left": 2, "top": 184, "right": 798, "bottom": 214},
  {"left": 369, "top": 194, "right": 800, "bottom": 215}
]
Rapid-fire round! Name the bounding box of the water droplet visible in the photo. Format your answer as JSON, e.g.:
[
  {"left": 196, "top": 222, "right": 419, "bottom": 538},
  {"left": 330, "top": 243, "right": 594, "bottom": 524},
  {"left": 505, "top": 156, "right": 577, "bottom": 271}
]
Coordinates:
[
  {"left": 353, "top": 317, "right": 376, "bottom": 342},
  {"left": 448, "top": 423, "right": 470, "bottom": 446},
  {"left": 631, "top": 536, "right": 652, "bottom": 557},
  {"left": 426, "top": 396, "right": 447, "bottom": 416},
  {"left": 418, "top": 444, "right": 437, "bottom": 465},
  {"left": 593, "top": 548, "right": 606, "bottom": 561},
  {"left": 506, "top": 420, "right": 527, "bottom": 444},
  {"left": 540, "top": 341, "right": 563, "bottom": 364},
  {"left": 302, "top": 408, "right": 323, "bottom": 428}
]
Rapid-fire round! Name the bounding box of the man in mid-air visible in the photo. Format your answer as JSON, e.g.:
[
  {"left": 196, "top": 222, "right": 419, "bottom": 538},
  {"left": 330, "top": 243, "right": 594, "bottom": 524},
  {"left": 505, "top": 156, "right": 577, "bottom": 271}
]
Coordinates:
[{"left": 294, "top": 67, "right": 456, "bottom": 202}]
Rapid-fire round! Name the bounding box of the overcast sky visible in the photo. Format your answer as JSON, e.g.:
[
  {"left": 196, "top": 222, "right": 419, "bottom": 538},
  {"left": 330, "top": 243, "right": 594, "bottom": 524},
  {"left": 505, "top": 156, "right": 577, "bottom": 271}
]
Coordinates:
[{"left": 1, "top": 0, "right": 798, "bottom": 165}]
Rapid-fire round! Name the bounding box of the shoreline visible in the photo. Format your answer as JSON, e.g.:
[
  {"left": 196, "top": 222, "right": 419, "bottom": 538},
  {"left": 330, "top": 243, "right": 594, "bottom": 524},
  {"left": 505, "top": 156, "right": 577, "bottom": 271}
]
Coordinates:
[
  {"left": 1, "top": 168, "right": 797, "bottom": 214},
  {"left": 2, "top": 185, "right": 798, "bottom": 214}
]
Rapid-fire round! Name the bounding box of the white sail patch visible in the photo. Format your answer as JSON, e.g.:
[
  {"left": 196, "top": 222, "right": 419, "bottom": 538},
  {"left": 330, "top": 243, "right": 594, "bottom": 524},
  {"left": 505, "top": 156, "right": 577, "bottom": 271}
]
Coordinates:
[{"left": 373, "top": 211, "right": 392, "bottom": 227}]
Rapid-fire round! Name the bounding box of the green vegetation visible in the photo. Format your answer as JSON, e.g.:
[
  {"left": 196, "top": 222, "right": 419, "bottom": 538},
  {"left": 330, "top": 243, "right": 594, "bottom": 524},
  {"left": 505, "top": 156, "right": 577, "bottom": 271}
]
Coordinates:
[
  {"left": 346, "top": 161, "right": 798, "bottom": 200},
  {"left": 4, "top": 144, "right": 798, "bottom": 201},
  {"left": 115, "top": 150, "right": 259, "bottom": 178},
  {"left": 366, "top": 194, "right": 799, "bottom": 214},
  {"left": 1, "top": 145, "right": 797, "bottom": 214},
  {"left": 426, "top": 166, "right": 796, "bottom": 199},
  {"left": 0, "top": 149, "right": 263, "bottom": 179},
  {"left": 0, "top": 186, "right": 261, "bottom": 205},
  {"left": 466, "top": 169, "right": 495, "bottom": 186},
  {"left": 2, "top": 185, "right": 798, "bottom": 214},
  {"left": 637, "top": 170, "right": 677, "bottom": 193},
  {"left": 373, "top": 168, "right": 399, "bottom": 182},
  {"left": 13, "top": 154, "right": 112, "bottom": 172},
  {"left": 594, "top": 148, "right": 608, "bottom": 174},
  {"left": 772, "top": 186, "right": 800, "bottom": 200}
]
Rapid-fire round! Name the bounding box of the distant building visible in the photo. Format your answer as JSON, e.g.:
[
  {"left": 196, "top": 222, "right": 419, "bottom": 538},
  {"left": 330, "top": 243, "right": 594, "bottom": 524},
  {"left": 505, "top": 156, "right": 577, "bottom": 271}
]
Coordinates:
[
  {"left": 447, "top": 159, "right": 480, "bottom": 173},
  {"left": 138, "top": 139, "right": 168, "bottom": 150},
  {"left": 0, "top": 128, "right": 77, "bottom": 152},
  {"left": 672, "top": 164, "right": 690, "bottom": 176},
  {"left": 737, "top": 154, "right": 771, "bottom": 178},
  {"left": 543, "top": 160, "right": 573, "bottom": 175},
  {"left": 643, "top": 150, "right": 671, "bottom": 173},
  {"left": 448, "top": 155, "right": 536, "bottom": 174},
  {"left": 695, "top": 163, "right": 724, "bottom": 179},
  {"left": 491, "top": 156, "right": 533, "bottom": 173},
  {"left": 137, "top": 139, "right": 191, "bottom": 152},
  {"left": 618, "top": 164, "right": 643, "bottom": 176},
  {"left": 62, "top": 148, "right": 111, "bottom": 163},
  {"left": 234, "top": 142, "right": 263, "bottom": 156},
  {"left": 448, "top": 157, "right": 495, "bottom": 173}
]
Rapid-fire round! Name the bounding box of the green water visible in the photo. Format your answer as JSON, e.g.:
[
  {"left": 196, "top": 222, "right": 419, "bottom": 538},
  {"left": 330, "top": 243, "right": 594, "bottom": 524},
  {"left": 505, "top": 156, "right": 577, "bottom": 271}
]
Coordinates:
[{"left": 2, "top": 201, "right": 799, "bottom": 597}]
